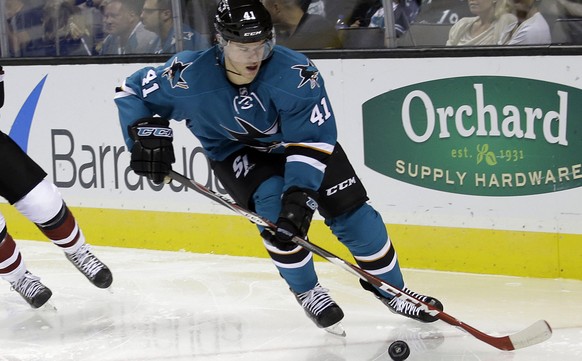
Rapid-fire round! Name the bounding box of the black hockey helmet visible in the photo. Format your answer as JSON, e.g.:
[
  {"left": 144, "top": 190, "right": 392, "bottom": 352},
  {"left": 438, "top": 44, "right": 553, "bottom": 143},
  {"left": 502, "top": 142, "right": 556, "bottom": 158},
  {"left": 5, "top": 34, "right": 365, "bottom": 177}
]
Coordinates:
[{"left": 215, "top": 0, "right": 274, "bottom": 44}]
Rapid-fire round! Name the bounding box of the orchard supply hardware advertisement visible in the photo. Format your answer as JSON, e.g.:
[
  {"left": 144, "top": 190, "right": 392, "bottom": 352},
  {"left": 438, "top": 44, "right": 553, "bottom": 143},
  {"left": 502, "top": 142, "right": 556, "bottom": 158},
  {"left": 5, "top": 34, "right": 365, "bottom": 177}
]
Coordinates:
[{"left": 363, "top": 76, "right": 582, "bottom": 196}]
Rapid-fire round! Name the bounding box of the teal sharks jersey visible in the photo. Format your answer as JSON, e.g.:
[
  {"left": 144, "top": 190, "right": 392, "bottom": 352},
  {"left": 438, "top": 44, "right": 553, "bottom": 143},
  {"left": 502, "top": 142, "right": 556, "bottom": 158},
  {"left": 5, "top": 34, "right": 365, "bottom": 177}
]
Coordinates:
[{"left": 115, "top": 45, "right": 338, "bottom": 192}]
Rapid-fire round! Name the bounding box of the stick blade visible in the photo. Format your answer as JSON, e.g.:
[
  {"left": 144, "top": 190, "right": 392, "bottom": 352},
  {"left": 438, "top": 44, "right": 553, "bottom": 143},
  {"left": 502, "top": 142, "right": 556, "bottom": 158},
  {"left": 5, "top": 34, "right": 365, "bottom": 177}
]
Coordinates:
[{"left": 508, "top": 320, "right": 552, "bottom": 350}]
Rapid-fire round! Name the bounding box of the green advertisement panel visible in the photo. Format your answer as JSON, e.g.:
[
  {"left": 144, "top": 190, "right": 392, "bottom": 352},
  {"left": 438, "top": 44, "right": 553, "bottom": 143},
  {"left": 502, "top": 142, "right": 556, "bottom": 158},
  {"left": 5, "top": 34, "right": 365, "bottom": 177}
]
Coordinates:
[{"left": 363, "top": 76, "right": 582, "bottom": 196}]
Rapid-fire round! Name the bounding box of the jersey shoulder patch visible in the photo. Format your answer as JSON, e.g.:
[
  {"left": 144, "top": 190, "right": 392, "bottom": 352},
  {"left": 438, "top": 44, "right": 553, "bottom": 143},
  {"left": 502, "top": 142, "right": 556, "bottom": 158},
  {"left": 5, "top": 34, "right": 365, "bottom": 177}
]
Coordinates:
[
  {"left": 262, "top": 47, "right": 323, "bottom": 95},
  {"left": 158, "top": 48, "right": 224, "bottom": 94}
]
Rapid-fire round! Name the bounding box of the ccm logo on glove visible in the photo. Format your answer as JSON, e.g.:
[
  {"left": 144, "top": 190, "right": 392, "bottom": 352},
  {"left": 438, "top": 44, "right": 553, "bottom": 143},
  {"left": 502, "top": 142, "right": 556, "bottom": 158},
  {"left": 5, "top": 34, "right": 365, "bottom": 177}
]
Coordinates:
[{"left": 135, "top": 127, "right": 173, "bottom": 138}]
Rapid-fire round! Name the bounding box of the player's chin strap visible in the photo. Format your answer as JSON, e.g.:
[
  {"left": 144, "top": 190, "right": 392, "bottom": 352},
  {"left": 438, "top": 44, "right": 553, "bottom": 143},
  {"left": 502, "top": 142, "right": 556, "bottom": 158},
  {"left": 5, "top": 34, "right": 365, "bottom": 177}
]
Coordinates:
[
  {"left": 226, "top": 68, "right": 242, "bottom": 76},
  {"left": 166, "top": 170, "right": 552, "bottom": 352}
]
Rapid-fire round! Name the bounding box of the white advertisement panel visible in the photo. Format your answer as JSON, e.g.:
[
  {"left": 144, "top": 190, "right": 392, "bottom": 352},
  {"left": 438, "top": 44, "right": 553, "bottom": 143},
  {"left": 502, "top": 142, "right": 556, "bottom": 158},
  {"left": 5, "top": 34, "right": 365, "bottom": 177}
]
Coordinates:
[{"left": 1, "top": 56, "right": 580, "bottom": 235}]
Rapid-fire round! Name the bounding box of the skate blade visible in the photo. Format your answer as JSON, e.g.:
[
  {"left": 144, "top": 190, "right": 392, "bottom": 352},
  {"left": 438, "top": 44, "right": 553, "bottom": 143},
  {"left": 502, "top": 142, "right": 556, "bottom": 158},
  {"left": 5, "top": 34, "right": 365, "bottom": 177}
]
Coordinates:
[
  {"left": 39, "top": 301, "right": 57, "bottom": 312},
  {"left": 324, "top": 322, "right": 346, "bottom": 337}
]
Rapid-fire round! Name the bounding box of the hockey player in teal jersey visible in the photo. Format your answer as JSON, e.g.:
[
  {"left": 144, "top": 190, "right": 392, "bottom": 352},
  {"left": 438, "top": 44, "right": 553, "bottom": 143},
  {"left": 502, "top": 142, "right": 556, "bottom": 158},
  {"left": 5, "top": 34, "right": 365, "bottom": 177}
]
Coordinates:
[{"left": 115, "top": 0, "right": 443, "bottom": 335}]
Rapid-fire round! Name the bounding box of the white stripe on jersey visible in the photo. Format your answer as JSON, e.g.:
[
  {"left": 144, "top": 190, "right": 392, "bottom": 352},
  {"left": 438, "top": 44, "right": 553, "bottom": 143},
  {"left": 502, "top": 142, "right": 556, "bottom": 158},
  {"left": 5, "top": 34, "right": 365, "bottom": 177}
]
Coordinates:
[
  {"left": 114, "top": 81, "right": 137, "bottom": 99},
  {"left": 287, "top": 155, "right": 326, "bottom": 173},
  {"left": 0, "top": 244, "right": 20, "bottom": 269},
  {"left": 283, "top": 142, "right": 335, "bottom": 154},
  {"left": 353, "top": 238, "right": 392, "bottom": 262},
  {"left": 362, "top": 253, "right": 399, "bottom": 275},
  {"left": 51, "top": 224, "right": 80, "bottom": 246},
  {"left": 263, "top": 239, "right": 314, "bottom": 268},
  {"left": 270, "top": 252, "right": 314, "bottom": 269}
]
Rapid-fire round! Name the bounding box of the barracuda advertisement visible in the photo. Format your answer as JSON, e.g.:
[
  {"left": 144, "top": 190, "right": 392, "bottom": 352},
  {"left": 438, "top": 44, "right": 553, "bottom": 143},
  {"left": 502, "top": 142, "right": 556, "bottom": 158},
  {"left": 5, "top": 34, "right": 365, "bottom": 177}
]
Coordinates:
[{"left": 363, "top": 76, "right": 582, "bottom": 196}]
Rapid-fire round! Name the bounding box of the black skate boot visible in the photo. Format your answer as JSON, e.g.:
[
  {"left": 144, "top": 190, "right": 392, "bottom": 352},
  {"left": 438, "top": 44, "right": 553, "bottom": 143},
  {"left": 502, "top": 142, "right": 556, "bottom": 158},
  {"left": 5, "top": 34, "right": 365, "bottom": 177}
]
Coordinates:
[
  {"left": 66, "top": 244, "right": 113, "bottom": 288},
  {"left": 360, "top": 280, "right": 443, "bottom": 323},
  {"left": 10, "top": 271, "right": 53, "bottom": 308},
  {"left": 293, "top": 282, "right": 345, "bottom": 336}
]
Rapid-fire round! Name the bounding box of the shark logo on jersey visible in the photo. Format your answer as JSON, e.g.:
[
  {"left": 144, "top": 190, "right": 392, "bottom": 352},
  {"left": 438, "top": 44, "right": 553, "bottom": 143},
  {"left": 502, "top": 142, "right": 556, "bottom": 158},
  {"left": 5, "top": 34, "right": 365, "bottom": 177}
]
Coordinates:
[
  {"left": 222, "top": 117, "right": 280, "bottom": 151},
  {"left": 162, "top": 57, "right": 192, "bottom": 89},
  {"left": 291, "top": 60, "right": 319, "bottom": 89}
]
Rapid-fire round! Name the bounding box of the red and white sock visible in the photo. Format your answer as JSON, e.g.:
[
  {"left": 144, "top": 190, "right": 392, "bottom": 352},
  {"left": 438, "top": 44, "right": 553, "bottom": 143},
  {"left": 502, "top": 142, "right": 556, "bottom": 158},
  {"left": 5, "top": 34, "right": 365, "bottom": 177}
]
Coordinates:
[{"left": 0, "top": 226, "right": 27, "bottom": 283}]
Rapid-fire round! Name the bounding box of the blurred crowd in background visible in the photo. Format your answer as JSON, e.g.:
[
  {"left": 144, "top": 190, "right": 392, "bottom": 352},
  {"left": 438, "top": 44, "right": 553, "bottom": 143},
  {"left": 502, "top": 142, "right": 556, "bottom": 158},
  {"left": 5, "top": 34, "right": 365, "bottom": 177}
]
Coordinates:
[{"left": 0, "top": 0, "right": 580, "bottom": 58}]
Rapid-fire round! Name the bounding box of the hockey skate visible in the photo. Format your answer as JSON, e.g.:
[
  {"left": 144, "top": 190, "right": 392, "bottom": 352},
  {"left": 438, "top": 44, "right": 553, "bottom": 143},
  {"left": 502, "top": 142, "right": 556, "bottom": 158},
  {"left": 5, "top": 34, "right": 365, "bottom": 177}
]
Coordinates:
[
  {"left": 293, "top": 282, "right": 346, "bottom": 336},
  {"left": 10, "top": 271, "right": 53, "bottom": 308},
  {"left": 66, "top": 243, "right": 113, "bottom": 288},
  {"left": 360, "top": 280, "right": 443, "bottom": 323}
]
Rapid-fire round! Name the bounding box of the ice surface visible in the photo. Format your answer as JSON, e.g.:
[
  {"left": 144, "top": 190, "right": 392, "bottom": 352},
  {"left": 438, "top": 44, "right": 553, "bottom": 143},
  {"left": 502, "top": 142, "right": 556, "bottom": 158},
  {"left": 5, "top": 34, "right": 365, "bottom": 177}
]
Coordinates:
[{"left": 1, "top": 240, "right": 581, "bottom": 361}]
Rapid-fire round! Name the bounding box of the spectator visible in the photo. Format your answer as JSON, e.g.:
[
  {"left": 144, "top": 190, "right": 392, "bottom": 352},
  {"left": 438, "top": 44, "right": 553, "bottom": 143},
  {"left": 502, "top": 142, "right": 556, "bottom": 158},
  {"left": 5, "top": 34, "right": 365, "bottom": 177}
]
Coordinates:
[
  {"left": 348, "top": 0, "right": 421, "bottom": 38},
  {"left": 42, "top": 0, "right": 95, "bottom": 56},
  {"left": 499, "top": 0, "right": 551, "bottom": 44},
  {"left": 555, "top": 0, "right": 582, "bottom": 44},
  {"left": 414, "top": 0, "right": 474, "bottom": 24},
  {"left": 140, "top": 0, "right": 209, "bottom": 53},
  {"left": 446, "top": 0, "right": 516, "bottom": 46},
  {"left": 263, "top": 0, "right": 341, "bottom": 49},
  {"left": 4, "top": 0, "right": 45, "bottom": 57},
  {"left": 100, "top": 0, "right": 158, "bottom": 54},
  {"left": 73, "top": 0, "right": 108, "bottom": 54}
]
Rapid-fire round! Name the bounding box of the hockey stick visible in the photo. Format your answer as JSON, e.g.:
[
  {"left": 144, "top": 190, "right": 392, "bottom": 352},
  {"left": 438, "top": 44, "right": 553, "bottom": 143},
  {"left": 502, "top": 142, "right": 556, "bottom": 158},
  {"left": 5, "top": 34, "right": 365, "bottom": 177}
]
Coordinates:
[{"left": 168, "top": 170, "right": 552, "bottom": 351}]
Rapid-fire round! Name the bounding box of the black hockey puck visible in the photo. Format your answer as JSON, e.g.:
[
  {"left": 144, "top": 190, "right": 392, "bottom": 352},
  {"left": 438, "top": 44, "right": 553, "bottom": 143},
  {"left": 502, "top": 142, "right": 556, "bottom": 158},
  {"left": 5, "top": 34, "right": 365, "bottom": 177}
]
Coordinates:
[{"left": 388, "top": 340, "right": 410, "bottom": 361}]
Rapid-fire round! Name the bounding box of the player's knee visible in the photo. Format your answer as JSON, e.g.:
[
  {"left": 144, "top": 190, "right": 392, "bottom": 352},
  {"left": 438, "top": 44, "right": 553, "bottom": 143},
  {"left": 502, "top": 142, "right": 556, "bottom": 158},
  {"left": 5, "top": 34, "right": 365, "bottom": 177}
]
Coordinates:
[
  {"left": 253, "top": 176, "right": 284, "bottom": 221},
  {"left": 328, "top": 203, "right": 388, "bottom": 251},
  {"left": 14, "top": 179, "right": 64, "bottom": 224}
]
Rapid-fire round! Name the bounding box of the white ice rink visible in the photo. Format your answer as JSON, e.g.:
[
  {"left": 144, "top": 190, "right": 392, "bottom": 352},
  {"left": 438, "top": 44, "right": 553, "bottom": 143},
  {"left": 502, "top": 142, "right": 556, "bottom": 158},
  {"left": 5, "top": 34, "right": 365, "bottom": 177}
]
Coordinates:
[{"left": 1, "top": 240, "right": 581, "bottom": 361}]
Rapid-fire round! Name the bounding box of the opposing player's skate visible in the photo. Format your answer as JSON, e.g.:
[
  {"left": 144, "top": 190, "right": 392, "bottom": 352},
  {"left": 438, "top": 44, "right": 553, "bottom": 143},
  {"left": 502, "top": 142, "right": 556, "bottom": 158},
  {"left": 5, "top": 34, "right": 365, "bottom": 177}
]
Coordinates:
[
  {"left": 360, "top": 280, "right": 443, "bottom": 323},
  {"left": 66, "top": 243, "right": 113, "bottom": 288},
  {"left": 293, "top": 282, "right": 345, "bottom": 336},
  {"left": 10, "top": 271, "right": 53, "bottom": 308}
]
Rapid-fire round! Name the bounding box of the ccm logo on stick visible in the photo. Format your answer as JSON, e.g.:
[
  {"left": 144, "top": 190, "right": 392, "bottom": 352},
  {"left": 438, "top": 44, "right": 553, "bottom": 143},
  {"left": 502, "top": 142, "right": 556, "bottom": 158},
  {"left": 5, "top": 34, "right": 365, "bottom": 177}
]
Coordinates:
[{"left": 325, "top": 177, "right": 357, "bottom": 196}]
